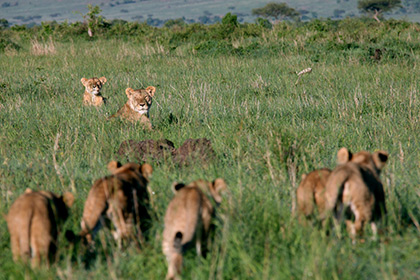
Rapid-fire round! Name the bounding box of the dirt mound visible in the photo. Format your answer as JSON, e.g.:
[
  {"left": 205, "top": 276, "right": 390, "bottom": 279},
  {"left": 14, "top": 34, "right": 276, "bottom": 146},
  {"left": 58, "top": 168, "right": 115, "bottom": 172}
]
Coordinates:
[
  {"left": 173, "top": 138, "right": 216, "bottom": 165},
  {"left": 117, "top": 139, "right": 175, "bottom": 163},
  {"left": 117, "top": 138, "right": 215, "bottom": 165}
]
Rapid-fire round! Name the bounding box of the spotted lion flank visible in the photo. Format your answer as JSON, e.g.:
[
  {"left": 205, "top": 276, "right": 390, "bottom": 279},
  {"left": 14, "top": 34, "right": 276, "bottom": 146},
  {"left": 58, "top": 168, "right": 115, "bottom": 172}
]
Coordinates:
[
  {"left": 108, "top": 86, "right": 156, "bottom": 130},
  {"left": 81, "top": 76, "right": 107, "bottom": 106}
]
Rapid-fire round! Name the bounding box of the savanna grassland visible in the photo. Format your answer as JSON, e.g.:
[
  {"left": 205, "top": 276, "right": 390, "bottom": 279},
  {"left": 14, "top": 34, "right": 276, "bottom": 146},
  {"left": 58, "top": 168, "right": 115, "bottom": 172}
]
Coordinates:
[{"left": 0, "top": 18, "right": 420, "bottom": 279}]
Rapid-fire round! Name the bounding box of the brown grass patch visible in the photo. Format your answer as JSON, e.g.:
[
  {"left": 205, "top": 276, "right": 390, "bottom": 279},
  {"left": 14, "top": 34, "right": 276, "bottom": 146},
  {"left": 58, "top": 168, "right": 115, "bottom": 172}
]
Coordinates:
[{"left": 30, "top": 38, "right": 56, "bottom": 55}]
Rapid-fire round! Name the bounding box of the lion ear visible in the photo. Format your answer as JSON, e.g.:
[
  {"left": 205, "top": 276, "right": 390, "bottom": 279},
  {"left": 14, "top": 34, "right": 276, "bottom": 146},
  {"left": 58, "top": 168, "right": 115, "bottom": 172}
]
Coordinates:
[
  {"left": 107, "top": 161, "right": 122, "bottom": 173},
  {"left": 125, "top": 88, "right": 134, "bottom": 98},
  {"left": 146, "top": 86, "right": 156, "bottom": 97},
  {"left": 99, "top": 76, "right": 107, "bottom": 84},
  {"left": 373, "top": 150, "right": 388, "bottom": 170},
  {"left": 62, "top": 192, "right": 75, "bottom": 208},
  {"left": 24, "top": 188, "right": 33, "bottom": 194},
  {"left": 301, "top": 173, "right": 307, "bottom": 181},
  {"left": 172, "top": 182, "right": 186, "bottom": 193},
  {"left": 81, "top": 78, "right": 88, "bottom": 86},
  {"left": 140, "top": 163, "right": 153, "bottom": 180},
  {"left": 337, "top": 147, "right": 352, "bottom": 164},
  {"left": 210, "top": 178, "right": 227, "bottom": 204}
]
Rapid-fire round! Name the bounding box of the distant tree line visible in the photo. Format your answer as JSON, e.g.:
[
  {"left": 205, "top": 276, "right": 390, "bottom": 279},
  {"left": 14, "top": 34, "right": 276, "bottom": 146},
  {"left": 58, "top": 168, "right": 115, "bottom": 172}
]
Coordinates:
[{"left": 0, "top": 0, "right": 410, "bottom": 30}]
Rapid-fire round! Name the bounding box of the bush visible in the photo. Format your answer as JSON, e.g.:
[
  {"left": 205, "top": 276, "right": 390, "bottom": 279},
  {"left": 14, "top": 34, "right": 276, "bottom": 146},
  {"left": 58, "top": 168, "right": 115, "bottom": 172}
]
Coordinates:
[
  {"left": 256, "top": 17, "right": 272, "bottom": 29},
  {"left": 0, "top": 33, "right": 20, "bottom": 52}
]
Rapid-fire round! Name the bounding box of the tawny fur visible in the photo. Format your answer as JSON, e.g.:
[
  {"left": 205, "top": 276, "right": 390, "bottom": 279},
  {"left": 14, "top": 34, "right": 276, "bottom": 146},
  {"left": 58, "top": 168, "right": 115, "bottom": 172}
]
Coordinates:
[
  {"left": 5, "top": 189, "right": 74, "bottom": 267},
  {"left": 296, "top": 168, "right": 332, "bottom": 219},
  {"left": 323, "top": 148, "right": 388, "bottom": 239},
  {"left": 79, "top": 161, "right": 153, "bottom": 247},
  {"left": 162, "top": 178, "right": 227, "bottom": 280},
  {"left": 108, "top": 86, "right": 156, "bottom": 130},
  {"left": 81, "top": 77, "right": 107, "bottom": 106},
  {"left": 296, "top": 148, "right": 352, "bottom": 220}
]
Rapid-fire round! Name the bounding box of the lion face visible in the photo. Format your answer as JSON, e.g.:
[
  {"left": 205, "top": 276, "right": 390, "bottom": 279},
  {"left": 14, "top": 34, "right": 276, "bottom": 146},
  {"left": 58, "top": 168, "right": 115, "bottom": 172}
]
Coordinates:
[
  {"left": 81, "top": 77, "right": 107, "bottom": 95},
  {"left": 126, "top": 86, "right": 156, "bottom": 115}
]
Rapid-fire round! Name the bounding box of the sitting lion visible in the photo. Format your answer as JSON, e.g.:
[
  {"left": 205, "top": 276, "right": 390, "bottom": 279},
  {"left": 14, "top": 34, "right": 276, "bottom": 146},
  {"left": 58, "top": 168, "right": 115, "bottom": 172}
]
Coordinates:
[
  {"left": 108, "top": 86, "right": 156, "bottom": 130},
  {"left": 81, "top": 76, "right": 107, "bottom": 106}
]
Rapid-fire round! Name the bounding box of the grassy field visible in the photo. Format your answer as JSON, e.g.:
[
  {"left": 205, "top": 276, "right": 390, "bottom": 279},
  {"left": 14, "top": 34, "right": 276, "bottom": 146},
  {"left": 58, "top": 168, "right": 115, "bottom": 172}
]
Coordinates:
[{"left": 1, "top": 20, "right": 420, "bottom": 279}]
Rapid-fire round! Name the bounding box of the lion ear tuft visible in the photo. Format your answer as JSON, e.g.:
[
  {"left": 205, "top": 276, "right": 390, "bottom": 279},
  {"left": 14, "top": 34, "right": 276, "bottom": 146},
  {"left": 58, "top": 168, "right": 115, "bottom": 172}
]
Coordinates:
[
  {"left": 337, "top": 147, "right": 352, "bottom": 165},
  {"left": 99, "top": 76, "right": 107, "bottom": 84},
  {"left": 107, "top": 161, "right": 122, "bottom": 173},
  {"left": 125, "top": 88, "right": 134, "bottom": 98},
  {"left": 146, "top": 86, "right": 156, "bottom": 97},
  {"left": 81, "top": 78, "right": 88, "bottom": 86},
  {"left": 373, "top": 150, "right": 388, "bottom": 170},
  {"left": 62, "top": 192, "right": 75, "bottom": 208}
]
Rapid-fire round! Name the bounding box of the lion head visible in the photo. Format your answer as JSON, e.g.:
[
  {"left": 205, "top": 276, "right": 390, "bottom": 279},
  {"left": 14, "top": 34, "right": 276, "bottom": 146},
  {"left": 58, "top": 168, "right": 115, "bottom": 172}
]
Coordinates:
[
  {"left": 125, "top": 86, "right": 156, "bottom": 116},
  {"left": 81, "top": 77, "right": 107, "bottom": 95}
]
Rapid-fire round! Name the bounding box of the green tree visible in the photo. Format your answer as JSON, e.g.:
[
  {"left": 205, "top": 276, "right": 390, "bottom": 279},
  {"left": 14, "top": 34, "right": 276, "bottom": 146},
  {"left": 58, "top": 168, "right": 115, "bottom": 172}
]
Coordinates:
[
  {"left": 357, "top": 0, "right": 402, "bottom": 22},
  {"left": 252, "top": 2, "right": 300, "bottom": 22},
  {"left": 221, "top": 12, "right": 238, "bottom": 27},
  {"left": 76, "top": 4, "right": 104, "bottom": 37}
]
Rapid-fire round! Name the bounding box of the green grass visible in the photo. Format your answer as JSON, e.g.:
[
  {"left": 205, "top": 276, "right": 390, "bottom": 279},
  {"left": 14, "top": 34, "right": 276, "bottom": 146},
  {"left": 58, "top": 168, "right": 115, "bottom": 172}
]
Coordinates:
[{"left": 1, "top": 22, "right": 420, "bottom": 279}]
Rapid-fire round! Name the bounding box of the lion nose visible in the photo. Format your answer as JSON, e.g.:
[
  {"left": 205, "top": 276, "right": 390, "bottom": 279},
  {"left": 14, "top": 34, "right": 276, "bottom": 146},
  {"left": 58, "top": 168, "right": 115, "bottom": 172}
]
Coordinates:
[{"left": 139, "top": 103, "right": 145, "bottom": 107}]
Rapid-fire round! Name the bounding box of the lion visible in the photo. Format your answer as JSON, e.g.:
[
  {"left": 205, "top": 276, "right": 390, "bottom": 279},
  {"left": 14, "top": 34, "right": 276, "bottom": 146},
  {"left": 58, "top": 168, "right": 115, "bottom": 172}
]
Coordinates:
[
  {"left": 79, "top": 161, "right": 153, "bottom": 248},
  {"left": 5, "top": 189, "right": 74, "bottom": 267},
  {"left": 295, "top": 149, "right": 353, "bottom": 220},
  {"left": 81, "top": 76, "right": 107, "bottom": 106},
  {"left": 162, "top": 178, "right": 227, "bottom": 280},
  {"left": 296, "top": 168, "right": 332, "bottom": 220},
  {"left": 323, "top": 148, "right": 388, "bottom": 240},
  {"left": 108, "top": 86, "right": 156, "bottom": 130}
]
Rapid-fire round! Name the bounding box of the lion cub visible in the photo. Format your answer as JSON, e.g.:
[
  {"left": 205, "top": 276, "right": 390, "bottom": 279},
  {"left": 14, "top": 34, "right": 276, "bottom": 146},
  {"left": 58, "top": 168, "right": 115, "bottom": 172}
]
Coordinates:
[
  {"left": 162, "top": 178, "right": 227, "bottom": 280},
  {"left": 79, "top": 161, "right": 153, "bottom": 248},
  {"left": 6, "top": 189, "right": 74, "bottom": 267},
  {"left": 297, "top": 168, "right": 332, "bottom": 220},
  {"left": 108, "top": 86, "right": 156, "bottom": 129},
  {"left": 81, "top": 76, "right": 107, "bottom": 106},
  {"left": 324, "top": 148, "right": 388, "bottom": 239}
]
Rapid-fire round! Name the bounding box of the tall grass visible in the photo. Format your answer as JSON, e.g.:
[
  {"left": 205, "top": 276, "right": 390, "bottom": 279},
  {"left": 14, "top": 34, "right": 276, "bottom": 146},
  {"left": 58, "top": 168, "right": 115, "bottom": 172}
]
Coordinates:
[{"left": 0, "top": 19, "right": 420, "bottom": 279}]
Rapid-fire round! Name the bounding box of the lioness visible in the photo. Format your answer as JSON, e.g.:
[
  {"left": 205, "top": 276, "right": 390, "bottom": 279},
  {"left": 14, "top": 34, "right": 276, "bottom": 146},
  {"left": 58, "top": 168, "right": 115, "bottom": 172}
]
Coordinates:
[
  {"left": 323, "top": 148, "right": 388, "bottom": 239},
  {"left": 6, "top": 189, "right": 74, "bottom": 267},
  {"left": 81, "top": 77, "right": 107, "bottom": 106},
  {"left": 108, "top": 86, "right": 156, "bottom": 130},
  {"left": 162, "top": 178, "right": 227, "bottom": 280},
  {"left": 79, "top": 161, "right": 153, "bottom": 248}
]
